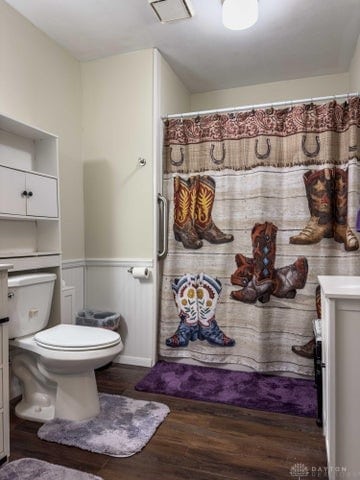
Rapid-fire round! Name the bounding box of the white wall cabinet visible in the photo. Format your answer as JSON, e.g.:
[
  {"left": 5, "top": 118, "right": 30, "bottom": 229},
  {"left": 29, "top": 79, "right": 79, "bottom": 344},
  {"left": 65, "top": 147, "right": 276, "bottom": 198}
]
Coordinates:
[
  {"left": 0, "top": 166, "right": 58, "bottom": 218},
  {"left": 318, "top": 275, "right": 360, "bottom": 480},
  {"left": 0, "top": 113, "right": 62, "bottom": 326},
  {"left": 0, "top": 265, "right": 11, "bottom": 464}
]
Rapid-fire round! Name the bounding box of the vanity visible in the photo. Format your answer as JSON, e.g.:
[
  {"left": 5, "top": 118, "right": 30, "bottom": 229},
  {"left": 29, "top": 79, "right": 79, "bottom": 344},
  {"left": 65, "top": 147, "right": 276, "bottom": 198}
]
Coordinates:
[
  {"left": 0, "top": 264, "right": 11, "bottom": 464},
  {"left": 318, "top": 275, "right": 360, "bottom": 480}
]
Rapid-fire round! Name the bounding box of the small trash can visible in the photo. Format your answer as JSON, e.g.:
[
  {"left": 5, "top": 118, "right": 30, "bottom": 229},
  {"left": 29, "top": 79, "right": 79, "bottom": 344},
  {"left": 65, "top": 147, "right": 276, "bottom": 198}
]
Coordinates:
[{"left": 75, "top": 309, "right": 120, "bottom": 331}]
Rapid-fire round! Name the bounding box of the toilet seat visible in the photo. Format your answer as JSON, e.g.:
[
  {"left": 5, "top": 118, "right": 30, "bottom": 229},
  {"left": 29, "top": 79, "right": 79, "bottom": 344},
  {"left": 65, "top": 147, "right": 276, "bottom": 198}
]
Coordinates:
[{"left": 34, "top": 324, "right": 121, "bottom": 351}]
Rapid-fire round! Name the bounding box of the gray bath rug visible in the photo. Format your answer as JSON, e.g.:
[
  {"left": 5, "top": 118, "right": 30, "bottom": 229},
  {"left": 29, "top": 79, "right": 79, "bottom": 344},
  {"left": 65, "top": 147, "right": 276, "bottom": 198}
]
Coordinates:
[
  {"left": 38, "top": 393, "right": 170, "bottom": 457},
  {"left": 0, "top": 458, "right": 103, "bottom": 480}
]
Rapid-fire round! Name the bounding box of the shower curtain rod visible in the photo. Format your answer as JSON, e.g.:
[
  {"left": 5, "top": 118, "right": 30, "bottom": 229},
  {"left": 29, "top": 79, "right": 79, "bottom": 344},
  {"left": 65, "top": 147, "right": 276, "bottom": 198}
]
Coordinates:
[{"left": 162, "top": 92, "right": 359, "bottom": 120}]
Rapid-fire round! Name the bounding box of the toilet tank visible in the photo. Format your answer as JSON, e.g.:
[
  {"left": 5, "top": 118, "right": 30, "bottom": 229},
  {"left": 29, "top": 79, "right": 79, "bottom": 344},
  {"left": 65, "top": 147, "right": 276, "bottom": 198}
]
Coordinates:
[{"left": 8, "top": 273, "right": 57, "bottom": 339}]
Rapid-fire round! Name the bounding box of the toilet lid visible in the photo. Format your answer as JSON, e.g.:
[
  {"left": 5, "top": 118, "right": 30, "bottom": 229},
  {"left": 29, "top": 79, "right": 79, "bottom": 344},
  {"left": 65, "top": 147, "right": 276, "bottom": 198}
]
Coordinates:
[{"left": 34, "top": 324, "right": 121, "bottom": 351}]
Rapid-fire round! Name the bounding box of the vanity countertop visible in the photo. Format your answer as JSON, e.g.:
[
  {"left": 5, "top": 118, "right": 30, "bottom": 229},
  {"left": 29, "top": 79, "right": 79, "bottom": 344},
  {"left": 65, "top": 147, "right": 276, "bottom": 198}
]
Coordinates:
[{"left": 318, "top": 275, "right": 360, "bottom": 299}]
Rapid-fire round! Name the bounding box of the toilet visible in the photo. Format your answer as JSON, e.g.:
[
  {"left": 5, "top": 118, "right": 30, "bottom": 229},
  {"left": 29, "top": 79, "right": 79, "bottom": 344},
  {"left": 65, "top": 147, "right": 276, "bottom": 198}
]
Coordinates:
[{"left": 8, "top": 272, "right": 123, "bottom": 423}]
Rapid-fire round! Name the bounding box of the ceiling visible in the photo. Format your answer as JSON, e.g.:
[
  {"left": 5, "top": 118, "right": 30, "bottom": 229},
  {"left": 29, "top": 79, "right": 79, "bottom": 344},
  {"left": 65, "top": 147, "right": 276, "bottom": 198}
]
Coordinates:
[{"left": 4, "top": 0, "right": 360, "bottom": 93}]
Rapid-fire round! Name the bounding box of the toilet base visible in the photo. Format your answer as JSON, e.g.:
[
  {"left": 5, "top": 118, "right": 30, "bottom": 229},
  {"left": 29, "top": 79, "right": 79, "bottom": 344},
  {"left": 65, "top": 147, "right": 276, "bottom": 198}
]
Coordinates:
[
  {"left": 12, "top": 352, "right": 102, "bottom": 422},
  {"left": 15, "top": 401, "right": 55, "bottom": 423},
  {"left": 15, "top": 370, "right": 101, "bottom": 423},
  {"left": 52, "top": 370, "right": 100, "bottom": 422}
]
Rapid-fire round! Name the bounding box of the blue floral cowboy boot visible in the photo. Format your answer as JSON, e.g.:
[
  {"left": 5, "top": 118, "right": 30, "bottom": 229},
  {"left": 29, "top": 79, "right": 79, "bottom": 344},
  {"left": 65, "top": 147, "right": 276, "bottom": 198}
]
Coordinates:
[
  {"left": 166, "top": 274, "right": 199, "bottom": 347},
  {"left": 197, "top": 273, "right": 235, "bottom": 347}
]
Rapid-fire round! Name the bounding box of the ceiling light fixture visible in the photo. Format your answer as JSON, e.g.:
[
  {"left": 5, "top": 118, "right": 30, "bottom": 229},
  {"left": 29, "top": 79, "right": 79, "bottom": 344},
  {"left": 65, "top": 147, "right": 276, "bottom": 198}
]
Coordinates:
[{"left": 222, "top": 0, "right": 258, "bottom": 30}]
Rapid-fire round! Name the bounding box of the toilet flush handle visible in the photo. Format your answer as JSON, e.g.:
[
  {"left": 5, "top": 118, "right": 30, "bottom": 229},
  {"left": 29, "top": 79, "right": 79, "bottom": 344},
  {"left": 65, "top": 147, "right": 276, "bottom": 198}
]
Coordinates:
[{"left": 29, "top": 308, "right": 39, "bottom": 318}]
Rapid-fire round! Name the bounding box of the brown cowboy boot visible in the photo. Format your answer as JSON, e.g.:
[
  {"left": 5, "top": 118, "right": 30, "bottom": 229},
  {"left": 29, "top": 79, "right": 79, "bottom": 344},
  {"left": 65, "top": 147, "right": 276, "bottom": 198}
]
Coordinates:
[
  {"left": 195, "top": 176, "right": 234, "bottom": 244},
  {"left": 291, "top": 285, "right": 321, "bottom": 359},
  {"left": 231, "top": 222, "right": 276, "bottom": 304},
  {"left": 292, "top": 338, "right": 315, "bottom": 359},
  {"left": 290, "top": 168, "right": 334, "bottom": 244},
  {"left": 230, "top": 253, "right": 253, "bottom": 286},
  {"left": 333, "top": 168, "right": 359, "bottom": 251},
  {"left": 231, "top": 254, "right": 308, "bottom": 299},
  {"left": 272, "top": 257, "right": 308, "bottom": 299},
  {"left": 173, "top": 176, "right": 202, "bottom": 249}
]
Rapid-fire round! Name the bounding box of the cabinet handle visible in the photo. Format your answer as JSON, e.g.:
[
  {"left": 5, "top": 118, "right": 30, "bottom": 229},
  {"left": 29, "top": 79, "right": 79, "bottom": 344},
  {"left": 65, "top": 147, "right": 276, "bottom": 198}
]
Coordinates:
[
  {"left": 28, "top": 191, "right": 33, "bottom": 197},
  {"left": 22, "top": 190, "right": 28, "bottom": 197}
]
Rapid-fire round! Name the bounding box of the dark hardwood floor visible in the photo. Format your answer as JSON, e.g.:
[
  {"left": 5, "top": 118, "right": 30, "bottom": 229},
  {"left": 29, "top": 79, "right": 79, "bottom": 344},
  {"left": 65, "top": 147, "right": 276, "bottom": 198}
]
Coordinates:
[{"left": 9, "top": 364, "right": 328, "bottom": 479}]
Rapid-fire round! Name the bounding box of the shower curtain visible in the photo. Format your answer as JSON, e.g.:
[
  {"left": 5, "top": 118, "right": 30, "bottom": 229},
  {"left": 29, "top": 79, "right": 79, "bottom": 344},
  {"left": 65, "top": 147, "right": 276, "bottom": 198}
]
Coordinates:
[{"left": 159, "top": 97, "right": 360, "bottom": 376}]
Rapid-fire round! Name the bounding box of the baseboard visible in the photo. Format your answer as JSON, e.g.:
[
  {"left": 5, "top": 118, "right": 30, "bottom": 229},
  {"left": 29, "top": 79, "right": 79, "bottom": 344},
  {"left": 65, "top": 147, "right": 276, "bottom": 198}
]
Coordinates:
[{"left": 113, "top": 355, "right": 153, "bottom": 368}]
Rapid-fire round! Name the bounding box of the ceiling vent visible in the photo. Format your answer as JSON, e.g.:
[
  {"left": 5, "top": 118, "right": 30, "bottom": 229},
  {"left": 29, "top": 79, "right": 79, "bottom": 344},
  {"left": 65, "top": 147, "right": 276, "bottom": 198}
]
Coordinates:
[{"left": 149, "top": 0, "right": 194, "bottom": 23}]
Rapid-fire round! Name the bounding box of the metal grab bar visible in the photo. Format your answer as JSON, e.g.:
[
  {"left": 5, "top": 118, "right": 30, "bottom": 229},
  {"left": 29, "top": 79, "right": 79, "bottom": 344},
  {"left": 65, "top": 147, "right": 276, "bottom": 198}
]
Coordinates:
[{"left": 157, "top": 193, "right": 169, "bottom": 260}]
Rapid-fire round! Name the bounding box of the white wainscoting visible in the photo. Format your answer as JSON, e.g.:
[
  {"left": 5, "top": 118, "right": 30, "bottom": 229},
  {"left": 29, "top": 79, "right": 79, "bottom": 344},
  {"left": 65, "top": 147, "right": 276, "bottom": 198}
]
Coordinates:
[
  {"left": 86, "top": 258, "right": 155, "bottom": 367},
  {"left": 61, "top": 259, "right": 86, "bottom": 317}
]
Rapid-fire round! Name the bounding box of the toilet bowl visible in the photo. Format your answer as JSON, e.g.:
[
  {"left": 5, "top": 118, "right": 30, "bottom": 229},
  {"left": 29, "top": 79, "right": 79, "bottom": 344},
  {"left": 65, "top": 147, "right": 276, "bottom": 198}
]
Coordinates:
[{"left": 8, "top": 273, "right": 123, "bottom": 423}]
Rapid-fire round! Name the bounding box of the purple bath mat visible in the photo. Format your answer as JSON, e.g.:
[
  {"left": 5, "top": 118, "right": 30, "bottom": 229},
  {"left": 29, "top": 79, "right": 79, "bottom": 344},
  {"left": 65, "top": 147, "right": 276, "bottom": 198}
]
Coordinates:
[{"left": 135, "top": 361, "right": 316, "bottom": 417}]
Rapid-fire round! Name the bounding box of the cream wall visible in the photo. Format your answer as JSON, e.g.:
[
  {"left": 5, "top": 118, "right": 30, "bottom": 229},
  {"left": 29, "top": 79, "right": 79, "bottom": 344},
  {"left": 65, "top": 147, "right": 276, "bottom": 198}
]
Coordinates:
[
  {"left": 190, "top": 73, "right": 350, "bottom": 111},
  {"left": 82, "top": 49, "right": 154, "bottom": 259},
  {"left": 350, "top": 34, "right": 360, "bottom": 91},
  {"left": 0, "top": 0, "right": 84, "bottom": 260},
  {"left": 159, "top": 53, "right": 190, "bottom": 116}
]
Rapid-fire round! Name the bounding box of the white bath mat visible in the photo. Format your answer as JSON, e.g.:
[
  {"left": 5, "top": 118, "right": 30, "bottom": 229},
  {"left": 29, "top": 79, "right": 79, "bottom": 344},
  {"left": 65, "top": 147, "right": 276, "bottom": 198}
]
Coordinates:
[
  {"left": 0, "top": 458, "right": 103, "bottom": 480},
  {"left": 37, "top": 393, "right": 170, "bottom": 457}
]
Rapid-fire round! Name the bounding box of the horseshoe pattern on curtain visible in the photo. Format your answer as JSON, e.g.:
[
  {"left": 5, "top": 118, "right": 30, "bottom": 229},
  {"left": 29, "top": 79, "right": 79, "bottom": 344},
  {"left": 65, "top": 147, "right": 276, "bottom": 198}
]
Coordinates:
[
  {"left": 170, "top": 147, "right": 185, "bottom": 166},
  {"left": 255, "top": 138, "right": 271, "bottom": 159},
  {"left": 302, "top": 135, "right": 321, "bottom": 158},
  {"left": 210, "top": 143, "right": 226, "bottom": 164}
]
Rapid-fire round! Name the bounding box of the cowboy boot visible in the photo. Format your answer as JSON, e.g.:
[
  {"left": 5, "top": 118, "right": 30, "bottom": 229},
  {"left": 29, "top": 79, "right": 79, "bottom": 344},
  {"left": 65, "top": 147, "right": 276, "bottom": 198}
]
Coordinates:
[
  {"left": 231, "top": 254, "right": 308, "bottom": 300},
  {"left": 315, "top": 284, "right": 321, "bottom": 319},
  {"left": 290, "top": 168, "right": 334, "bottom": 244},
  {"left": 194, "top": 176, "right": 234, "bottom": 244},
  {"left": 173, "top": 176, "right": 202, "bottom": 249},
  {"left": 291, "top": 338, "right": 315, "bottom": 359},
  {"left": 197, "top": 273, "right": 235, "bottom": 346},
  {"left": 272, "top": 257, "right": 308, "bottom": 299},
  {"left": 291, "top": 285, "right": 321, "bottom": 359},
  {"left": 230, "top": 254, "right": 254, "bottom": 287},
  {"left": 166, "top": 274, "right": 199, "bottom": 347},
  {"left": 333, "top": 168, "right": 359, "bottom": 251},
  {"left": 231, "top": 222, "right": 277, "bottom": 304}
]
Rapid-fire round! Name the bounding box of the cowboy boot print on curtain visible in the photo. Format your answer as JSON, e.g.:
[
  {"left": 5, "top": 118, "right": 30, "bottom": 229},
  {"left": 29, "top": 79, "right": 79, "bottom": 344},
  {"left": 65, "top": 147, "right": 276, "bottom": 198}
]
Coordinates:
[
  {"left": 194, "top": 176, "right": 234, "bottom": 244},
  {"left": 173, "top": 176, "right": 202, "bottom": 249},
  {"left": 272, "top": 257, "right": 308, "bottom": 299},
  {"left": 291, "top": 285, "right": 321, "bottom": 359},
  {"left": 197, "top": 273, "right": 235, "bottom": 346},
  {"left": 173, "top": 175, "right": 233, "bottom": 249},
  {"left": 333, "top": 168, "right": 359, "bottom": 251},
  {"left": 231, "top": 222, "right": 277, "bottom": 304},
  {"left": 290, "top": 168, "right": 334, "bottom": 245},
  {"left": 231, "top": 222, "right": 308, "bottom": 303},
  {"left": 166, "top": 274, "right": 199, "bottom": 347}
]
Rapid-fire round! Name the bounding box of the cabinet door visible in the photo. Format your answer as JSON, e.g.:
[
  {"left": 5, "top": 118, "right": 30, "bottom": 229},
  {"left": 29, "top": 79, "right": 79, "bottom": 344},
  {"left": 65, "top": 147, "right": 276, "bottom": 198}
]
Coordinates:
[
  {"left": 26, "top": 173, "right": 58, "bottom": 218},
  {"left": 0, "top": 166, "right": 26, "bottom": 215}
]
